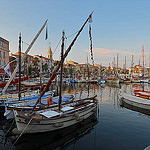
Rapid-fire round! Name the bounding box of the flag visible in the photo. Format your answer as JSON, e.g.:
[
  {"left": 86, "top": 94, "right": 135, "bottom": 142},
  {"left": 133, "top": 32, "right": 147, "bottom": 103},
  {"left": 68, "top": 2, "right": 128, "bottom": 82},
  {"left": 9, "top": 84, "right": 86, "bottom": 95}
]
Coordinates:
[
  {"left": 89, "top": 14, "right": 92, "bottom": 23},
  {"left": 89, "top": 26, "right": 91, "bottom": 36},
  {"left": 45, "top": 26, "right": 48, "bottom": 40},
  {"left": 4, "top": 63, "right": 11, "bottom": 77}
]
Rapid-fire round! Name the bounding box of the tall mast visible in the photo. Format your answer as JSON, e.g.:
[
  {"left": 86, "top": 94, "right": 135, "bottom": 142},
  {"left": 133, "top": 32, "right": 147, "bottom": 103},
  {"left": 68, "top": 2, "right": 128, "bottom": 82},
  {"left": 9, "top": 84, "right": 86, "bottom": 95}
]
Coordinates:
[
  {"left": 131, "top": 55, "right": 133, "bottom": 77},
  {"left": 39, "top": 55, "right": 42, "bottom": 103},
  {"left": 113, "top": 57, "right": 115, "bottom": 75},
  {"left": 125, "top": 56, "right": 126, "bottom": 75},
  {"left": 117, "top": 53, "right": 118, "bottom": 77},
  {"left": 59, "top": 30, "right": 65, "bottom": 111},
  {"left": 142, "top": 45, "right": 144, "bottom": 78},
  {"left": 131, "top": 55, "right": 133, "bottom": 68},
  {"left": 18, "top": 33, "right": 21, "bottom": 101},
  {"left": 149, "top": 48, "right": 150, "bottom": 77}
]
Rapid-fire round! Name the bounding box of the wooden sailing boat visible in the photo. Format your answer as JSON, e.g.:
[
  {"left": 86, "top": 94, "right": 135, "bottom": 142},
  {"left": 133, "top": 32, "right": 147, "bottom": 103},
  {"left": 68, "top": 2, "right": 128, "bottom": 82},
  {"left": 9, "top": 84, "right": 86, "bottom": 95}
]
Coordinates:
[
  {"left": 12, "top": 12, "right": 97, "bottom": 135},
  {"left": 3, "top": 29, "right": 74, "bottom": 120}
]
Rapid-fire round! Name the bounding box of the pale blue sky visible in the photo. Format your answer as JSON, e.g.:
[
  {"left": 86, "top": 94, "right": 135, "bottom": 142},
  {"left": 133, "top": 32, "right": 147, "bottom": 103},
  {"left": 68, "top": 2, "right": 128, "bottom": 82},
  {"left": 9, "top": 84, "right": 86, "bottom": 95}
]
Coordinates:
[{"left": 1, "top": 0, "right": 150, "bottom": 67}]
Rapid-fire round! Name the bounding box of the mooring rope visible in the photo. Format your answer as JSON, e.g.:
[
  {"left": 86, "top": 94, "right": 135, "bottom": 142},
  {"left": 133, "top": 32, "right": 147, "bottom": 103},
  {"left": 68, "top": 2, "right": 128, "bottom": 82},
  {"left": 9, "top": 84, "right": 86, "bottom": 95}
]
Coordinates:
[{"left": 10, "top": 118, "right": 33, "bottom": 150}]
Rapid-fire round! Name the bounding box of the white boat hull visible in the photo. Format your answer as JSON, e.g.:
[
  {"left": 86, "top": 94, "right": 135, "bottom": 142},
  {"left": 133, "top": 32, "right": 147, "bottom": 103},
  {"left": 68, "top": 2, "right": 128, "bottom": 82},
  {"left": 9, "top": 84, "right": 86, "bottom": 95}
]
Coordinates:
[
  {"left": 14, "top": 104, "right": 96, "bottom": 134},
  {"left": 120, "top": 92, "right": 150, "bottom": 111},
  {"left": 140, "top": 79, "right": 149, "bottom": 83}
]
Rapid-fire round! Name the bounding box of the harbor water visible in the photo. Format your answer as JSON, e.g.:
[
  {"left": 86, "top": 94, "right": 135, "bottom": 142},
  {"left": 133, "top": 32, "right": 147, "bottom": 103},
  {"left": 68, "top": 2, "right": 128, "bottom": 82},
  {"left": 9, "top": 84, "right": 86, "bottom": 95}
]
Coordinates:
[{"left": 0, "top": 82, "right": 150, "bottom": 150}]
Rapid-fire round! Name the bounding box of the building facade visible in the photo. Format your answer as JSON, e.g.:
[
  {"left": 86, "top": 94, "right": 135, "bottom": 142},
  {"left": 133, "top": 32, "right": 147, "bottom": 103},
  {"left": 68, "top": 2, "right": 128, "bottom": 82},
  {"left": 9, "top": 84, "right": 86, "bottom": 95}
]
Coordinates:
[
  {"left": 0, "top": 37, "right": 10, "bottom": 67},
  {"left": 14, "top": 52, "right": 33, "bottom": 68}
]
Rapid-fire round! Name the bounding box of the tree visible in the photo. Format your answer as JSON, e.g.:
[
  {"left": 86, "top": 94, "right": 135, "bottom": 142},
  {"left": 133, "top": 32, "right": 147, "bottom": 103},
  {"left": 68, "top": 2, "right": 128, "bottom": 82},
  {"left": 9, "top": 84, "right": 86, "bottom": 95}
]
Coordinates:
[
  {"left": 63, "top": 67, "right": 68, "bottom": 74},
  {"left": 42, "top": 63, "right": 48, "bottom": 72},
  {"left": 33, "top": 57, "right": 39, "bottom": 69}
]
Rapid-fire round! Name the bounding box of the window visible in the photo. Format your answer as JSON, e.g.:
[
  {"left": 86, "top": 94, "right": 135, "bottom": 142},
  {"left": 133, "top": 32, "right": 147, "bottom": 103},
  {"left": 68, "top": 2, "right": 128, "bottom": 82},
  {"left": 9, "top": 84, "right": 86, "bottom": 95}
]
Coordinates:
[
  {"left": 3, "top": 42, "right": 6, "bottom": 47},
  {"left": 0, "top": 60, "right": 1, "bottom": 66},
  {"left": 3, "top": 52, "right": 6, "bottom": 59},
  {"left": 0, "top": 51, "right": 1, "bottom": 58},
  {"left": 0, "top": 41, "right": 2, "bottom": 46}
]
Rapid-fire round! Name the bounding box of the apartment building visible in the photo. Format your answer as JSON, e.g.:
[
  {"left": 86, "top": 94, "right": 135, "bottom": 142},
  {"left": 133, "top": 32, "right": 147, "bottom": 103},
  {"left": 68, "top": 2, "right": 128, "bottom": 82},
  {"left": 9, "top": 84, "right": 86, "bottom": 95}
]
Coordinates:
[{"left": 0, "top": 37, "right": 10, "bottom": 66}]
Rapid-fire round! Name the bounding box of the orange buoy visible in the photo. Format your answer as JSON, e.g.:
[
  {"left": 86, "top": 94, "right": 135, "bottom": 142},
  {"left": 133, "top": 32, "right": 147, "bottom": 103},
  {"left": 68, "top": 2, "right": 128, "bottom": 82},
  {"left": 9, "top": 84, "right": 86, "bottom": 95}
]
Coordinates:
[{"left": 47, "top": 97, "right": 53, "bottom": 106}]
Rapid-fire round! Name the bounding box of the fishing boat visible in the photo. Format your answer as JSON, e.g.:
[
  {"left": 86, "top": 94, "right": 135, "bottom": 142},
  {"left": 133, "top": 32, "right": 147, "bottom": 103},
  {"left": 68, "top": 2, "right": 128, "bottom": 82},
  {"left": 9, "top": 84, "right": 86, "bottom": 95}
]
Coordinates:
[
  {"left": 124, "top": 78, "right": 131, "bottom": 83},
  {"left": 120, "top": 97, "right": 150, "bottom": 116},
  {"left": 106, "top": 77, "right": 119, "bottom": 84},
  {"left": 0, "top": 76, "right": 28, "bottom": 89},
  {"left": 140, "top": 78, "right": 149, "bottom": 83},
  {"left": 131, "top": 78, "right": 141, "bottom": 83},
  {"left": 5, "top": 93, "right": 74, "bottom": 120},
  {"left": 133, "top": 89, "right": 150, "bottom": 99},
  {"left": 10, "top": 112, "right": 97, "bottom": 149},
  {"left": 13, "top": 96, "right": 97, "bottom": 134},
  {"left": 12, "top": 12, "right": 97, "bottom": 135},
  {"left": 119, "top": 92, "right": 150, "bottom": 111},
  {"left": 98, "top": 78, "right": 105, "bottom": 84}
]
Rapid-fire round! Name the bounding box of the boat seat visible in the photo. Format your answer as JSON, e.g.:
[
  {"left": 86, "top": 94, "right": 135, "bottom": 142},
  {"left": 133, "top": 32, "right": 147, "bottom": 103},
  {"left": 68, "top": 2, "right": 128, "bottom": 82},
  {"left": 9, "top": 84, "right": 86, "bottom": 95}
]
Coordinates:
[
  {"left": 61, "top": 106, "right": 74, "bottom": 112},
  {"left": 39, "top": 110, "right": 60, "bottom": 118}
]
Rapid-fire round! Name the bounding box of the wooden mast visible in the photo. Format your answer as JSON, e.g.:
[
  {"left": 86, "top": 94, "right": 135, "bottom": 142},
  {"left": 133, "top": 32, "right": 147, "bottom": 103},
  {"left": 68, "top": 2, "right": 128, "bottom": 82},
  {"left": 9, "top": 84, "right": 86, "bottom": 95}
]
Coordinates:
[
  {"left": 117, "top": 53, "right": 118, "bottom": 77},
  {"left": 142, "top": 45, "right": 144, "bottom": 78},
  {"left": 125, "top": 56, "right": 126, "bottom": 75},
  {"left": 149, "top": 48, "right": 150, "bottom": 78},
  {"left": 31, "top": 11, "right": 94, "bottom": 113},
  {"left": 59, "top": 30, "right": 65, "bottom": 111},
  {"left": 18, "top": 33, "right": 21, "bottom": 101},
  {"left": 39, "top": 55, "right": 42, "bottom": 103},
  {"left": 131, "top": 54, "right": 133, "bottom": 78}
]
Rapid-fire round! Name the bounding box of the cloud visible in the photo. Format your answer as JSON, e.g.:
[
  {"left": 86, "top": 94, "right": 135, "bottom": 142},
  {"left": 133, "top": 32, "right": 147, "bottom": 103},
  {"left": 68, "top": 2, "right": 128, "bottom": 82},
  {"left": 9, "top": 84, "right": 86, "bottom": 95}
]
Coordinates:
[
  {"left": 93, "top": 48, "right": 114, "bottom": 56},
  {"left": 84, "top": 47, "right": 147, "bottom": 67}
]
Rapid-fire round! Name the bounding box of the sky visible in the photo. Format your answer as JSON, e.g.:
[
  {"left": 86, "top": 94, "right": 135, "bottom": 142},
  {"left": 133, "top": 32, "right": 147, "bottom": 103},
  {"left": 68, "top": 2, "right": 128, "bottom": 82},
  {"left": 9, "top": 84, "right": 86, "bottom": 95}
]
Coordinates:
[{"left": 1, "top": 0, "right": 150, "bottom": 68}]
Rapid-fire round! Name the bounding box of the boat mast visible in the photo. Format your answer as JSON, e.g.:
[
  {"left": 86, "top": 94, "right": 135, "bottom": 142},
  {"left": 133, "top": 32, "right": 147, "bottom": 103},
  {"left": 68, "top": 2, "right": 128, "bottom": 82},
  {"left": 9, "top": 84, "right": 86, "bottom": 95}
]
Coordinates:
[
  {"left": 39, "top": 55, "right": 42, "bottom": 103},
  {"left": 131, "top": 55, "right": 133, "bottom": 78},
  {"left": 30, "top": 12, "right": 94, "bottom": 113},
  {"left": 149, "top": 48, "right": 150, "bottom": 78},
  {"left": 59, "top": 30, "right": 65, "bottom": 111},
  {"left": 117, "top": 53, "right": 118, "bottom": 77},
  {"left": 18, "top": 33, "right": 21, "bottom": 101},
  {"left": 125, "top": 56, "right": 126, "bottom": 76},
  {"left": 142, "top": 45, "right": 144, "bottom": 78}
]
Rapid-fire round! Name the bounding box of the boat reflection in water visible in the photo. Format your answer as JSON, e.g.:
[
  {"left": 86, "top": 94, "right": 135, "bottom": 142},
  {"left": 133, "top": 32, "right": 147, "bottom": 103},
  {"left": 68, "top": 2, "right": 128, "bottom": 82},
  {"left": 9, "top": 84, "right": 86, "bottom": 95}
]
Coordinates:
[
  {"left": 120, "top": 99, "right": 150, "bottom": 116},
  {"left": 10, "top": 112, "right": 98, "bottom": 150}
]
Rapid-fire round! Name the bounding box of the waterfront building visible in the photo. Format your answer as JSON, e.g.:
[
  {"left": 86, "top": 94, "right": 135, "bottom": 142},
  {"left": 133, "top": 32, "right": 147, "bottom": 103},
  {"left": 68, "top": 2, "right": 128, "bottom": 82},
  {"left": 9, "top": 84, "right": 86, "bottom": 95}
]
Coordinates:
[
  {"left": 0, "top": 37, "right": 10, "bottom": 67},
  {"left": 9, "top": 54, "right": 17, "bottom": 73},
  {"left": 14, "top": 52, "right": 33, "bottom": 68}
]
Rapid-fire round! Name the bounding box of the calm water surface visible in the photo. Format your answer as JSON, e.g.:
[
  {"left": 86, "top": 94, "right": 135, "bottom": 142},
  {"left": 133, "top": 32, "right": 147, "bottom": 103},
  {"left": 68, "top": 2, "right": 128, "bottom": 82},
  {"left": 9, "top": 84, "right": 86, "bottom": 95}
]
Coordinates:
[{"left": 1, "top": 83, "right": 150, "bottom": 150}]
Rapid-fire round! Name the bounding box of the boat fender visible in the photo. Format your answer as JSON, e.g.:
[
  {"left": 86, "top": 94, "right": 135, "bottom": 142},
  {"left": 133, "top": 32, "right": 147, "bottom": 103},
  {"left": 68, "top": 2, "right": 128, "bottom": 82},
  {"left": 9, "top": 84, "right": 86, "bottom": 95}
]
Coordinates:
[
  {"left": 47, "top": 97, "right": 53, "bottom": 106},
  {"left": 74, "top": 112, "right": 82, "bottom": 121},
  {"left": 12, "top": 128, "right": 22, "bottom": 135}
]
